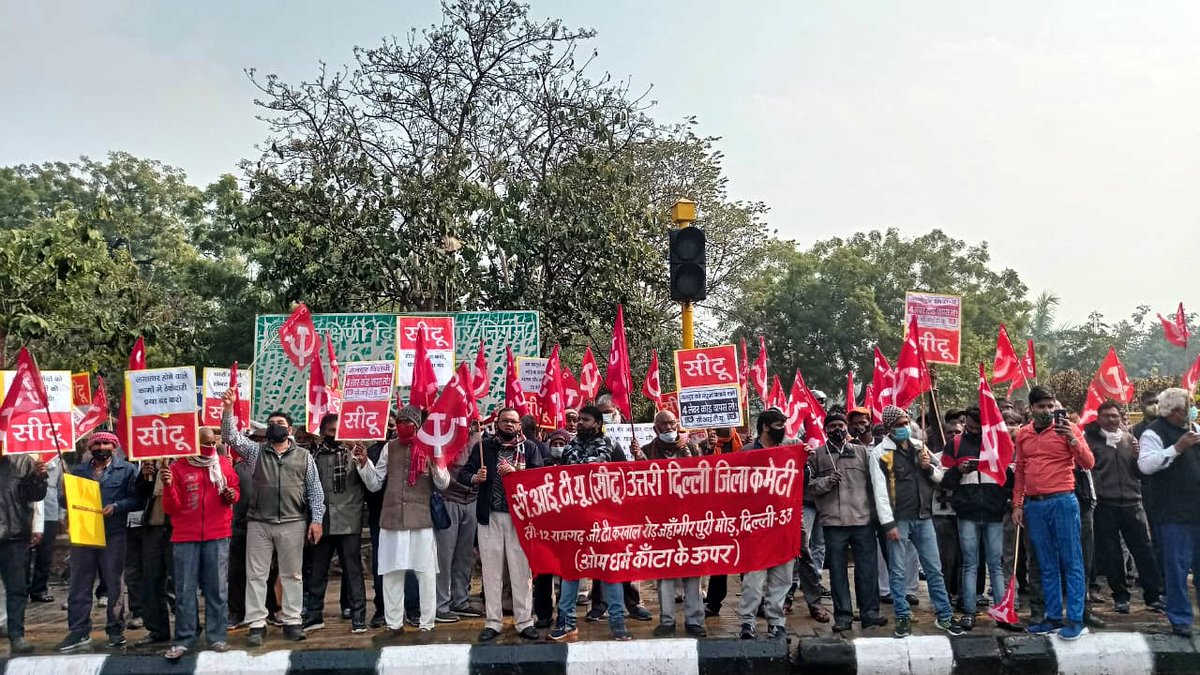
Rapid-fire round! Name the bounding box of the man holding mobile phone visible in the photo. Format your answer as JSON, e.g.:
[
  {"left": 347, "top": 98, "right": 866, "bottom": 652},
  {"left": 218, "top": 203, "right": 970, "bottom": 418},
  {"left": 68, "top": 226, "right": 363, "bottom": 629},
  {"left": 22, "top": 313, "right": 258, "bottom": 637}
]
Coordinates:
[{"left": 1013, "top": 387, "right": 1093, "bottom": 641}]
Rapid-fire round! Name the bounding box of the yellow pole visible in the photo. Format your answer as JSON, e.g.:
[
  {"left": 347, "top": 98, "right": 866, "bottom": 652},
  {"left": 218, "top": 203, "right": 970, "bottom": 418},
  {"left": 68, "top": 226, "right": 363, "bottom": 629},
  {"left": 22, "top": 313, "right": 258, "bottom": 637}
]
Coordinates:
[{"left": 671, "top": 199, "right": 697, "bottom": 350}]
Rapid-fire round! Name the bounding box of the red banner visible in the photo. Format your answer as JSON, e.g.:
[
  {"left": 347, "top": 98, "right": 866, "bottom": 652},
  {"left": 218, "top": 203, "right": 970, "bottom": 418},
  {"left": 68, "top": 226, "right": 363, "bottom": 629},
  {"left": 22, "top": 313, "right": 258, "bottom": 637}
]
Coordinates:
[
  {"left": 72, "top": 373, "right": 92, "bottom": 408},
  {"left": 503, "top": 445, "right": 805, "bottom": 582},
  {"left": 129, "top": 412, "right": 199, "bottom": 461}
]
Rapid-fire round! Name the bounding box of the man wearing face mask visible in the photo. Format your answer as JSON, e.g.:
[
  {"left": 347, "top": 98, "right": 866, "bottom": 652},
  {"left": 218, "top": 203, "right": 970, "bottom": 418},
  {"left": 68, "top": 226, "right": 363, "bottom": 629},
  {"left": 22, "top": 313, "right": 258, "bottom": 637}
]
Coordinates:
[
  {"left": 808, "top": 412, "right": 890, "bottom": 633},
  {"left": 364, "top": 410, "right": 400, "bottom": 627},
  {"left": 941, "top": 408, "right": 1021, "bottom": 631},
  {"left": 1136, "top": 387, "right": 1200, "bottom": 637},
  {"left": 847, "top": 408, "right": 875, "bottom": 447},
  {"left": 531, "top": 429, "right": 572, "bottom": 628},
  {"left": 302, "top": 414, "right": 369, "bottom": 634},
  {"left": 1132, "top": 390, "right": 1160, "bottom": 440},
  {"left": 160, "top": 427, "right": 240, "bottom": 660},
  {"left": 434, "top": 415, "right": 482, "bottom": 623},
  {"left": 738, "top": 408, "right": 795, "bottom": 640},
  {"left": 1012, "top": 386, "right": 1093, "bottom": 640},
  {"left": 875, "top": 405, "right": 963, "bottom": 639},
  {"left": 457, "top": 408, "right": 543, "bottom": 642},
  {"left": 1087, "top": 401, "right": 1164, "bottom": 616},
  {"left": 58, "top": 432, "right": 146, "bottom": 653},
  {"left": 220, "top": 388, "right": 326, "bottom": 647}
]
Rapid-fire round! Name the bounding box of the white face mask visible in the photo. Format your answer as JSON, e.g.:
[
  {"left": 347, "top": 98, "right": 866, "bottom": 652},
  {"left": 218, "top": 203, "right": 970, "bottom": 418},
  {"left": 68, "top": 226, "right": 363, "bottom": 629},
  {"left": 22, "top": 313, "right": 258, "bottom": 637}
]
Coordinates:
[
  {"left": 550, "top": 445, "right": 564, "bottom": 458},
  {"left": 658, "top": 431, "right": 678, "bottom": 443}
]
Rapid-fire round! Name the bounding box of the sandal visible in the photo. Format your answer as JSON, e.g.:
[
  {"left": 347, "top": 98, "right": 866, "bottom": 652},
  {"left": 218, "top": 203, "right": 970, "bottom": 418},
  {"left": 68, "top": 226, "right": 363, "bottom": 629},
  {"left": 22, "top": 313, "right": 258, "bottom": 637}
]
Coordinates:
[
  {"left": 165, "top": 645, "right": 189, "bottom": 661},
  {"left": 809, "top": 606, "right": 831, "bottom": 623}
]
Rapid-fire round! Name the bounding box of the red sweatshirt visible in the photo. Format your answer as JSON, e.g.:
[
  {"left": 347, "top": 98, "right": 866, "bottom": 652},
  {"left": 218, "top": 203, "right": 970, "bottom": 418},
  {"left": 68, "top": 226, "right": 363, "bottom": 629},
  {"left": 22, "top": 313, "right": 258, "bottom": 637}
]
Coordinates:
[
  {"left": 162, "top": 455, "right": 240, "bottom": 542},
  {"left": 1013, "top": 422, "right": 1093, "bottom": 508}
]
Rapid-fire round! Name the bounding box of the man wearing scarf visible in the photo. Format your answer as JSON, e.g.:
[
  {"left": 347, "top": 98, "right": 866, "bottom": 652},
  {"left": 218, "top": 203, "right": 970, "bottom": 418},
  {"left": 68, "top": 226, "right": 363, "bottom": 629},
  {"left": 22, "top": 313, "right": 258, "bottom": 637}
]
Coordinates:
[
  {"left": 58, "top": 431, "right": 146, "bottom": 653},
  {"left": 160, "top": 427, "right": 239, "bottom": 660},
  {"left": 355, "top": 405, "right": 450, "bottom": 641},
  {"left": 302, "top": 414, "right": 369, "bottom": 634},
  {"left": 456, "top": 407, "right": 543, "bottom": 642}
]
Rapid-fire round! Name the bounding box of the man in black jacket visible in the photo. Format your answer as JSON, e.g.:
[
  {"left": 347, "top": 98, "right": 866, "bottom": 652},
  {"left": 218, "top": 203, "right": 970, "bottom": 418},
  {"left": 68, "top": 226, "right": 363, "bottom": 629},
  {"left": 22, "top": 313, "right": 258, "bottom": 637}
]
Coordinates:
[
  {"left": 941, "top": 407, "right": 1019, "bottom": 631},
  {"left": 0, "top": 453, "right": 48, "bottom": 654},
  {"left": 457, "top": 407, "right": 543, "bottom": 642},
  {"left": 1088, "top": 401, "right": 1163, "bottom": 614}
]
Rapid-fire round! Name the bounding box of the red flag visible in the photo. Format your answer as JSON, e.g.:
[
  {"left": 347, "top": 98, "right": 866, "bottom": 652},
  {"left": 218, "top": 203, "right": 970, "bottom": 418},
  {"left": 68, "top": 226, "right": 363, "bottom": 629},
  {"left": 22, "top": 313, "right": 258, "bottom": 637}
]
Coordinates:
[
  {"left": 991, "top": 324, "right": 1024, "bottom": 387},
  {"left": 325, "top": 333, "right": 341, "bottom": 392},
  {"left": 767, "top": 376, "right": 786, "bottom": 411},
  {"left": 864, "top": 383, "right": 875, "bottom": 413},
  {"left": 987, "top": 574, "right": 1020, "bottom": 625},
  {"left": 604, "top": 305, "right": 633, "bottom": 420},
  {"left": 306, "top": 353, "right": 334, "bottom": 434},
  {"left": 787, "top": 368, "right": 826, "bottom": 447},
  {"left": 471, "top": 339, "right": 490, "bottom": 400},
  {"left": 871, "top": 347, "right": 895, "bottom": 424},
  {"left": 505, "top": 347, "right": 531, "bottom": 417},
  {"left": 75, "top": 376, "right": 110, "bottom": 438},
  {"left": 117, "top": 336, "right": 146, "bottom": 450},
  {"left": 408, "top": 329, "right": 439, "bottom": 411},
  {"left": 0, "top": 348, "right": 51, "bottom": 436},
  {"left": 279, "top": 304, "right": 320, "bottom": 370},
  {"left": 460, "top": 360, "right": 480, "bottom": 421},
  {"left": 895, "top": 317, "right": 931, "bottom": 409},
  {"left": 1183, "top": 352, "right": 1200, "bottom": 393},
  {"left": 1159, "top": 303, "right": 1189, "bottom": 349},
  {"left": 785, "top": 375, "right": 807, "bottom": 438},
  {"left": 845, "top": 371, "right": 857, "bottom": 410},
  {"left": 540, "top": 345, "right": 566, "bottom": 430},
  {"left": 977, "top": 364, "right": 1014, "bottom": 486},
  {"left": 1079, "top": 347, "right": 1134, "bottom": 426},
  {"left": 739, "top": 337, "right": 751, "bottom": 416},
  {"left": 230, "top": 362, "right": 249, "bottom": 432},
  {"left": 579, "top": 346, "right": 601, "bottom": 402},
  {"left": 642, "top": 350, "right": 663, "bottom": 407},
  {"left": 411, "top": 363, "right": 473, "bottom": 485},
  {"left": 749, "top": 336, "right": 769, "bottom": 402},
  {"left": 561, "top": 366, "right": 584, "bottom": 411},
  {"left": 1022, "top": 339, "right": 1038, "bottom": 384}
]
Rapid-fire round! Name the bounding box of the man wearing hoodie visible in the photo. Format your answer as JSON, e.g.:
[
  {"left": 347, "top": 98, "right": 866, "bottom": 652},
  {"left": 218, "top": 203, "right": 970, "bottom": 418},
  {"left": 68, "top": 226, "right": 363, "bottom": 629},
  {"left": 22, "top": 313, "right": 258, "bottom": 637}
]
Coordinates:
[
  {"left": 1087, "top": 400, "right": 1163, "bottom": 614},
  {"left": 874, "top": 405, "right": 963, "bottom": 639},
  {"left": 941, "top": 407, "right": 1021, "bottom": 631},
  {"left": 161, "top": 427, "right": 240, "bottom": 660}
]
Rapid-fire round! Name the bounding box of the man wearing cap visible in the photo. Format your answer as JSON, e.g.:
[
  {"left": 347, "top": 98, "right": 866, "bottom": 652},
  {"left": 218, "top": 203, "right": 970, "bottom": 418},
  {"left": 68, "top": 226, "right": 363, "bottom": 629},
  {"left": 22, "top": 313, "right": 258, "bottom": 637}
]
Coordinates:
[
  {"left": 808, "top": 412, "right": 889, "bottom": 633},
  {"left": 220, "top": 389, "right": 326, "bottom": 646},
  {"left": 0, "top": 443, "right": 48, "bottom": 654},
  {"left": 58, "top": 431, "right": 146, "bottom": 653}
]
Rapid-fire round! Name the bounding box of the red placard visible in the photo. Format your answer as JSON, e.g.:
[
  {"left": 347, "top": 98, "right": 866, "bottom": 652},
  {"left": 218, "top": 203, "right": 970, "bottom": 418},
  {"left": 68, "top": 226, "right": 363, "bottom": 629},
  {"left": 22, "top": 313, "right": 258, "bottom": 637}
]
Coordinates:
[
  {"left": 659, "top": 391, "right": 680, "bottom": 417},
  {"left": 4, "top": 410, "right": 73, "bottom": 454},
  {"left": 503, "top": 444, "right": 805, "bottom": 582},
  {"left": 904, "top": 292, "right": 962, "bottom": 365},
  {"left": 339, "top": 400, "right": 392, "bottom": 441},
  {"left": 72, "top": 373, "right": 91, "bottom": 407},
  {"left": 128, "top": 411, "right": 199, "bottom": 461},
  {"left": 674, "top": 345, "right": 739, "bottom": 390}
]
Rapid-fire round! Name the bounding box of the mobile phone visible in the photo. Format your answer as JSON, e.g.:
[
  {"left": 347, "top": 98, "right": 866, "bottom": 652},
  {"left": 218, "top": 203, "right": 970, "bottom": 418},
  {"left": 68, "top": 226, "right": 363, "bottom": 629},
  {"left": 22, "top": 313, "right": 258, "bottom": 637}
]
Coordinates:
[{"left": 1053, "top": 409, "right": 1068, "bottom": 424}]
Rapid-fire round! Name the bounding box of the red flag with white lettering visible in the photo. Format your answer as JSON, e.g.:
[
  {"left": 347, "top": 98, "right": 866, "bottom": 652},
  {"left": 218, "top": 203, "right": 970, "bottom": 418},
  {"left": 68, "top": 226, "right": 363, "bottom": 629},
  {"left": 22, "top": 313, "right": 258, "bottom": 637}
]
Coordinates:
[
  {"left": 472, "top": 339, "right": 490, "bottom": 400},
  {"left": 505, "top": 347, "right": 531, "bottom": 417},
  {"left": 895, "top": 317, "right": 931, "bottom": 409},
  {"left": 767, "top": 375, "right": 786, "bottom": 411},
  {"left": 1159, "top": 303, "right": 1189, "bottom": 349},
  {"left": 411, "top": 363, "right": 473, "bottom": 484},
  {"left": 977, "top": 364, "right": 1014, "bottom": 487},
  {"left": 408, "top": 329, "right": 439, "bottom": 411},
  {"left": 561, "top": 366, "right": 584, "bottom": 411},
  {"left": 279, "top": 304, "right": 320, "bottom": 370},
  {"left": 845, "top": 371, "right": 857, "bottom": 410},
  {"left": 739, "top": 337, "right": 751, "bottom": 416},
  {"left": 325, "top": 333, "right": 341, "bottom": 392},
  {"left": 1023, "top": 339, "right": 1038, "bottom": 384},
  {"left": 0, "top": 348, "right": 50, "bottom": 436},
  {"left": 1183, "top": 352, "right": 1200, "bottom": 394},
  {"left": 539, "top": 345, "right": 566, "bottom": 430},
  {"left": 604, "top": 305, "right": 633, "bottom": 420},
  {"left": 579, "top": 346, "right": 601, "bottom": 402},
  {"left": 1079, "top": 347, "right": 1134, "bottom": 426},
  {"left": 991, "top": 324, "right": 1024, "bottom": 388},
  {"left": 75, "top": 376, "right": 110, "bottom": 438},
  {"left": 750, "top": 336, "right": 769, "bottom": 402},
  {"left": 642, "top": 350, "right": 663, "bottom": 408},
  {"left": 871, "top": 347, "right": 895, "bottom": 424},
  {"left": 306, "top": 353, "right": 334, "bottom": 434}
]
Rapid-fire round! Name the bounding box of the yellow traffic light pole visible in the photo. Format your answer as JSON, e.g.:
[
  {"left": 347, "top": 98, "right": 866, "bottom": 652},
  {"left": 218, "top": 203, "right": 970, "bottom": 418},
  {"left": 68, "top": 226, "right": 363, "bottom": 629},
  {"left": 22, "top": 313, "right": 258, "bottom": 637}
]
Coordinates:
[{"left": 671, "top": 199, "right": 697, "bottom": 349}]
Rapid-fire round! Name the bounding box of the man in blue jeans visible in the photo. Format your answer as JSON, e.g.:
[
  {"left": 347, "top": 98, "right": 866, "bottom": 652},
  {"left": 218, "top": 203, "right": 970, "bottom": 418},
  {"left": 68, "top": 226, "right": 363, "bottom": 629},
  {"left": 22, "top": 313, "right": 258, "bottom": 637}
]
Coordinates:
[
  {"left": 1012, "top": 386, "right": 1093, "bottom": 641},
  {"left": 874, "top": 406, "right": 963, "bottom": 638},
  {"left": 549, "top": 405, "right": 631, "bottom": 642}
]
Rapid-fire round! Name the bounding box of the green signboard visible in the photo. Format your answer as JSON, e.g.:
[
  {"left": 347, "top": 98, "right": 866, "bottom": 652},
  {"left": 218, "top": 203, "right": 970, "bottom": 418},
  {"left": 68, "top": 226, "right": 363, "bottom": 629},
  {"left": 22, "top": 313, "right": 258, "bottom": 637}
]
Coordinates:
[{"left": 251, "top": 311, "right": 540, "bottom": 422}]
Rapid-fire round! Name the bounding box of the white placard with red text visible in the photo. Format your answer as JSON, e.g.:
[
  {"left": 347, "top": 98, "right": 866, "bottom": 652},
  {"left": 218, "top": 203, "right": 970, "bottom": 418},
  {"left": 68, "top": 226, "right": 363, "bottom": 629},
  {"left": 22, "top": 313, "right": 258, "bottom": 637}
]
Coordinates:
[
  {"left": 201, "top": 368, "right": 253, "bottom": 429},
  {"left": 904, "top": 292, "right": 962, "bottom": 365},
  {"left": 673, "top": 346, "right": 743, "bottom": 430},
  {"left": 125, "top": 367, "right": 200, "bottom": 461},
  {"left": 396, "top": 316, "right": 455, "bottom": 386},
  {"left": 0, "top": 370, "right": 75, "bottom": 454},
  {"left": 339, "top": 361, "right": 395, "bottom": 442}
]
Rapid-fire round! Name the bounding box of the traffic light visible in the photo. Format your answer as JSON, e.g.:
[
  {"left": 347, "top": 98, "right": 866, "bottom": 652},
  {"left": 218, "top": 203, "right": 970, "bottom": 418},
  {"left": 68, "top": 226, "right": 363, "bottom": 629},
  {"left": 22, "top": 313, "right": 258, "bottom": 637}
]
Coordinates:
[{"left": 669, "top": 227, "right": 706, "bottom": 302}]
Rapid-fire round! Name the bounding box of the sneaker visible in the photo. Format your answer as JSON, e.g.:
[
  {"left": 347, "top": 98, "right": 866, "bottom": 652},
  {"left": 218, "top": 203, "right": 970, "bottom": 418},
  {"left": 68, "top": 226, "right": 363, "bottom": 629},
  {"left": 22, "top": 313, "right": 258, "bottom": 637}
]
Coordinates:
[
  {"left": 684, "top": 624, "right": 707, "bottom": 638},
  {"left": 405, "top": 615, "right": 420, "bottom": 628},
  {"left": 585, "top": 606, "right": 607, "bottom": 622},
  {"left": 610, "top": 623, "right": 632, "bottom": 641},
  {"left": 107, "top": 634, "right": 127, "bottom": 648},
  {"left": 57, "top": 634, "right": 92, "bottom": 653},
  {"left": 450, "top": 604, "right": 483, "bottom": 618},
  {"left": 627, "top": 605, "right": 653, "bottom": 621},
  {"left": 372, "top": 628, "right": 405, "bottom": 645},
  {"left": 577, "top": 592, "right": 589, "bottom": 605},
  {"left": 352, "top": 623, "right": 367, "bottom": 634},
  {"left": 247, "top": 627, "right": 265, "bottom": 647},
  {"left": 935, "top": 617, "right": 964, "bottom": 636},
  {"left": 301, "top": 617, "right": 325, "bottom": 632},
  {"left": 435, "top": 612, "right": 460, "bottom": 624},
  {"left": 549, "top": 623, "right": 578, "bottom": 642},
  {"left": 959, "top": 614, "right": 976, "bottom": 631},
  {"left": 653, "top": 624, "right": 676, "bottom": 637},
  {"left": 1027, "top": 619, "right": 1065, "bottom": 635},
  {"left": 283, "top": 625, "right": 306, "bottom": 642},
  {"left": 739, "top": 622, "right": 756, "bottom": 640},
  {"left": 266, "top": 613, "right": 284, "bottom": 627},
  {"left": 1114, "top": 601, "right": 1131, "bottom": 614},
  {"left": 519, "top": 626, "right": 540, "bottom": 640},
  {"left": 370, "top": 612, "right": 387, "bottom": 629},
  {"left": 10, "top": 637, "right": 34, "bottom": 654},
  {"left": 1057, "top": 623, "right": 1088, "bottom": 641},
  {"left": 767, "top": 625, "right": 787, "bottom": 640},
  {"left": 893, "top": 617, "right": 912, "bottom": 638},
  {"left": 1149, "top": 600, "right": 1167, "bottom": 614},
  {"left": 478, "top": 627, "right": 500, "bottom": 642}
]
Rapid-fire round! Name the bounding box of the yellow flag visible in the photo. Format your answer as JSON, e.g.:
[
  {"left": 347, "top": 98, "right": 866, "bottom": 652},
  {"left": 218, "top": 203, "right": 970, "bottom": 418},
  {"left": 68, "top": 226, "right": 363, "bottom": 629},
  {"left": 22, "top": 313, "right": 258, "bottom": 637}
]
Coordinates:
[{"left": 63, "top": 474, "right": 106, "bottom": 548}]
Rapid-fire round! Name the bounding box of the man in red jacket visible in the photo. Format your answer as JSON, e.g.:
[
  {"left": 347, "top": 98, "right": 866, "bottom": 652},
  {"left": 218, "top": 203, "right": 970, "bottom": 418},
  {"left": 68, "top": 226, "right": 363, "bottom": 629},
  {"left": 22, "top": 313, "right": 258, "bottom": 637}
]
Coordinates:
[{"left": 161, "top": 427, "right": 240, "bottom": 660}]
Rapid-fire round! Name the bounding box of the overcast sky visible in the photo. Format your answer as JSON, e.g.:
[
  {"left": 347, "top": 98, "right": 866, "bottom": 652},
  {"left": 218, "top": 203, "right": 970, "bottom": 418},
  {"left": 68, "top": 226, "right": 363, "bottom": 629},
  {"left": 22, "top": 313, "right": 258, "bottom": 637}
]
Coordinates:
[{"left": 4, "top": 1, "right": 1197, "bottom": 324}]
